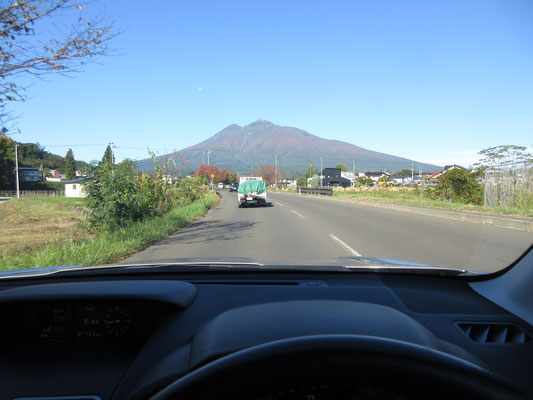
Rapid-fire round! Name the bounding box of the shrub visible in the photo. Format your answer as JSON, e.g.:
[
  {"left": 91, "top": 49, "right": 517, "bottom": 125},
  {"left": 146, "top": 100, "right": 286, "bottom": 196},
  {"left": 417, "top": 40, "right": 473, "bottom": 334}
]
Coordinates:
[
  {"left": 84, "top": 155, "right": 208, "bottom": 232},
  {"left": 436, "top": 169, "right": 483, "bottom": 205}
]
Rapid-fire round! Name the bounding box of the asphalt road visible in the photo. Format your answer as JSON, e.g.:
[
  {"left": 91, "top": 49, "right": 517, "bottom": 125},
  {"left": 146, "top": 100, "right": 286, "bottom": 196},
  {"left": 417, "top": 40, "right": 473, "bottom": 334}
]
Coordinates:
[{"left": 126, "top": 190, "right": 533, "bottom": 273}]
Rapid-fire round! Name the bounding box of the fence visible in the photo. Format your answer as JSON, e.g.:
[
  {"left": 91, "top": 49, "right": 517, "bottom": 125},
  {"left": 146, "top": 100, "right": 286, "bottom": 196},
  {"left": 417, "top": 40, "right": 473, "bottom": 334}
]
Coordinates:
[
  {"left": 0, "top": 190, "right": 64, "bottom": 198},
  {"left": 300, "top": 187, "right": 333, "bottom": 196},
  {"left": 483, "top": 168, "right": 533, "bottom": 208}
]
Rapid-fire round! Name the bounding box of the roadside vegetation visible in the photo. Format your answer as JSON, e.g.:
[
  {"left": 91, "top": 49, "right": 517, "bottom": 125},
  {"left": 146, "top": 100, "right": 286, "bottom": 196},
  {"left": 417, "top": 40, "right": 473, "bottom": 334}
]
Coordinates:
[
  {"left": 285, "top": 147, "right": 533, "bottom": 218},
  {"left": 0, "top": 194, "right": 217, "bottom": 270},
  {"left": 333, "top": 188, "right": 533, "bottom": 217},
  {"left": 0, "top": 152, "right": 218, "bottom": 271}
]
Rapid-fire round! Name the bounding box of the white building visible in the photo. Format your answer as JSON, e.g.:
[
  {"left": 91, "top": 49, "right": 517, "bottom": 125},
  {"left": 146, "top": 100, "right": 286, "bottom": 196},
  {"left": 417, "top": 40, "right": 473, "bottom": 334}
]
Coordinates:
[
  {"left": 64, "top": 178, "right": 89, "bottom": 198},
  {"left": 340, "top": 171, "right": 358, "bottom": 186}
]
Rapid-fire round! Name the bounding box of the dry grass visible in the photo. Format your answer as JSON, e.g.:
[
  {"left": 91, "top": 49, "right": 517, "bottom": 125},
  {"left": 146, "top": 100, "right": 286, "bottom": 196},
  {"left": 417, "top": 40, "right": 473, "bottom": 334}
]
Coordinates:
[
  {"left": 1, "top": 193, "right": 219, "bottom": 270},
  {"left": 0, "top": 197, "right": 91, "bottom": 257}
]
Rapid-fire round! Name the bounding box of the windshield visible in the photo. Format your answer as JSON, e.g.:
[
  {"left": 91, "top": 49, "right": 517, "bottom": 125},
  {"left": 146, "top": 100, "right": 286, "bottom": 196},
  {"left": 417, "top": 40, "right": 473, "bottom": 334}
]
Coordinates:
[{"left": 1, "top": 0, "right": 532, "bottom": 275}]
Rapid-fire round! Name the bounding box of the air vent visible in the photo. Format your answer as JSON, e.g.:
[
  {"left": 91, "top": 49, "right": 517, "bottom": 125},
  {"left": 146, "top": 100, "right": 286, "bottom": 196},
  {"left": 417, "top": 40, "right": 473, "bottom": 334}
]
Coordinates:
[{"left": 456, "top": 322, "right": 531, "bottom": 344}]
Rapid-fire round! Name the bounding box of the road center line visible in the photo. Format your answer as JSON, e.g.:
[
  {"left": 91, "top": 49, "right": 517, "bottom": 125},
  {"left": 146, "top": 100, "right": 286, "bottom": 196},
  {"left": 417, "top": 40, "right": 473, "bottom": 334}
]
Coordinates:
[
  {"left": 291, "top": 210, "right": 307, "bottom": 219},
  {"left": 329, "top": 233, "right": 362, "bottom": 257},
  {"left": 276, "top": 202, "right": 284, "bottom": 207}
]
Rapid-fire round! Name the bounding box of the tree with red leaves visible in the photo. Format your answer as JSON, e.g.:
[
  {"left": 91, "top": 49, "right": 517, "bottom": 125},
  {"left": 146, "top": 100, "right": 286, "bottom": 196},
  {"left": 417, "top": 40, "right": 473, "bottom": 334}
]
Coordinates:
[
  {"left": 195, "top": 164, "right": 233, "bottom": 183},
  {"left": 256, "top": 164, "right": 279, "bottom": 186}
]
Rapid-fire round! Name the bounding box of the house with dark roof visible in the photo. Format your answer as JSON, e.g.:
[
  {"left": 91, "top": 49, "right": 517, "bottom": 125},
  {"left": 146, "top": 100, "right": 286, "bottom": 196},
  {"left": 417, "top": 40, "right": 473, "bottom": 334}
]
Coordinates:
[
  {"left": 16, "top": 167, "right": 43, "bottom": 182},
  {"left": 322, "top": 168, "right": 351, "bottom": 187}
]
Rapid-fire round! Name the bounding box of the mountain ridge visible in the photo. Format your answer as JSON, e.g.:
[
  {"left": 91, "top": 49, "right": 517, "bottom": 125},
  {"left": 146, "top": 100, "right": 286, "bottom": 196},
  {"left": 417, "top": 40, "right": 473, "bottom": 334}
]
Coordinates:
[{"left": 136, "top": 120, "right": 441, "bottom": 175}]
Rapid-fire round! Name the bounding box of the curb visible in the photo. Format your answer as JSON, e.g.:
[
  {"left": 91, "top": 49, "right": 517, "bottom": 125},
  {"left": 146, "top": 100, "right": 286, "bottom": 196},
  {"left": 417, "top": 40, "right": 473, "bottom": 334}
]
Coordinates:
[{"left": 273, "top": 192, "right": 533, "bottom": 232}]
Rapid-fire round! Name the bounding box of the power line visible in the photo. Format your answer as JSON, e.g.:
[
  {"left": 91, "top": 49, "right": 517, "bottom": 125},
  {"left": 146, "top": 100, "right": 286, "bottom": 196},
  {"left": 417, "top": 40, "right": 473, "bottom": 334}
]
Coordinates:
[{"left": 42, "top": 143, "right": 108, "bottom": 147}]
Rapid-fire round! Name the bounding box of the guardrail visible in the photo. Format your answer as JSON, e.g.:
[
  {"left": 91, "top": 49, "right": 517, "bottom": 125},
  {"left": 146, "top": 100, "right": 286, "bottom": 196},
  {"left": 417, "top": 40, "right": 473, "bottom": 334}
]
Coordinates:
[{"left": 299, "top": 187, "right": 333, "bottom": 196}]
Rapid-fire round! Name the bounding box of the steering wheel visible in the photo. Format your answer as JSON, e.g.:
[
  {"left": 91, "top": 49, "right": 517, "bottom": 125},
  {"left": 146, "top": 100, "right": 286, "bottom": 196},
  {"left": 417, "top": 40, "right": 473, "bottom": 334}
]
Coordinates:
[{"left": 148, "top": 335, "right": 525, "bottom": 400}]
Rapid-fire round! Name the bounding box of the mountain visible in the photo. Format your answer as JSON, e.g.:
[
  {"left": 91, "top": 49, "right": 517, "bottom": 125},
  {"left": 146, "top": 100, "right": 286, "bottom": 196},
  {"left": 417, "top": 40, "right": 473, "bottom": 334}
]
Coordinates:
[{"left": 136, "top": 120, "right": 441, "bottom": 175}]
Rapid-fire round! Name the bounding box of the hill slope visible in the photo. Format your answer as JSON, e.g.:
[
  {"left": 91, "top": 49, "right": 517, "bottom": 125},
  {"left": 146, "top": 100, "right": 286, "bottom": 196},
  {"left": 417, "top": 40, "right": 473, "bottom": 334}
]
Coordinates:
[
  {"left": 0, "top": 136, "right": 90, "bottom": 189},
  {"left": 136, "top": 120, "right": 440, "bottom": 175}
]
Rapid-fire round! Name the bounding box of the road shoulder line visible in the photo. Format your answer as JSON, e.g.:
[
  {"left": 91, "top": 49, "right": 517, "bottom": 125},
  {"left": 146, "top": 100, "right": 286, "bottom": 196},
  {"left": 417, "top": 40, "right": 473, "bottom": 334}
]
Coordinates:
[
  {"left": 329, "top": 233, "right": 362, "bottom": 257},
  {"left": 291, "top": 210, "right": 307, "bottom": 219}
]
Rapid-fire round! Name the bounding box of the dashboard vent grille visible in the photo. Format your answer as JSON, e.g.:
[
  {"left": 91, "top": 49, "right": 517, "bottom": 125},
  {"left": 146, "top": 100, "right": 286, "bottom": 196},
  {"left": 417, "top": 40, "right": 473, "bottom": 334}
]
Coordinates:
[{"left": 456, "top": 322, "right": 531, "bottom": 344}]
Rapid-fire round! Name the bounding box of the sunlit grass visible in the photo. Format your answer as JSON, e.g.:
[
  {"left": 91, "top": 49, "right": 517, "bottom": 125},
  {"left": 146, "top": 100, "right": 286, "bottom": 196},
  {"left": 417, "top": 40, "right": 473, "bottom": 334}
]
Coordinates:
[
  {"left": 0, "top": 197, "right": 90, "bottom": 257},
  {"left": 333, "top": 189, "right": 533, "bottom": 217},
  {"left": 0, "top": 194, "right": 218, "bottom": 271}
]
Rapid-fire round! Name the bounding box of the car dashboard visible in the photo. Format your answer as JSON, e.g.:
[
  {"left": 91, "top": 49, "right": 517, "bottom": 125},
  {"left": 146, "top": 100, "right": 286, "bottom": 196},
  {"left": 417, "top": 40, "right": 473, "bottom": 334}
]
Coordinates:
[{"left": 0, "top": 271, "right": 531, "bottom": 400}]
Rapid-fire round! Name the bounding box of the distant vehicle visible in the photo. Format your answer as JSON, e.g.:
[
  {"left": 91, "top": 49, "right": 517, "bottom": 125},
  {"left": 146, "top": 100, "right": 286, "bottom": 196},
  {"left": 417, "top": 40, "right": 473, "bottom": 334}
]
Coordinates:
[
  {"left": 218, "top": 182, "right": 224, "bottom": 189},
  {"left": 229, "top": 183, "right": 238, "bottom": 192},
  {"left": 239, "top": 176, "right": 263, "bottom": 184},
  {"left": 237, "top": 178, "right": 267, "bottom": 207}
]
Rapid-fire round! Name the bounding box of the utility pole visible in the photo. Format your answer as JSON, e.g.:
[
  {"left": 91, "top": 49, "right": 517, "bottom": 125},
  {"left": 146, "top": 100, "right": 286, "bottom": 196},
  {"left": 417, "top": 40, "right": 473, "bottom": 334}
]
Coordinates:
[
  {"left": 420, "top": 169, "right": 425, "bottom": 200},
  {"left": 207, "top": 149, "right": 212, "bottom": 166},
  {"left": 14, "top": 144, "right": 19, "bottom": 199},
  {"left": 411, "top": 160, "right": 414, "bottom": 182},
  {"left": 202, "top": 152, "right": 205, "bottom": 165},
  {"left": 110, "top": 143, "right": 116, "bottom": 164},
  {"left": 353, "top": 159, "right": 355, "bottom": 175},
  {"left": 320, "top": 157, "right": 323, "bottom": 187},
  {"left": 274, "top": 153, "right": 278, "bottom": 187},
  {"left": 110, "top": 142, "right": 115, "bottom": 176}
]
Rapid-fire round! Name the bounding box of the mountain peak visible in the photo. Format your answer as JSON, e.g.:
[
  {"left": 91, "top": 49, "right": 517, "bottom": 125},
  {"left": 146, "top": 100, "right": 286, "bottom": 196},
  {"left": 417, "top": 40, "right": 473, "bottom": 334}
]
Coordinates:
[
  {"left": 136, "top": 121, "right": 441, "bottom": 174},
  {"left": 247, "top": 119, "right": 274, "bottom": 127}
]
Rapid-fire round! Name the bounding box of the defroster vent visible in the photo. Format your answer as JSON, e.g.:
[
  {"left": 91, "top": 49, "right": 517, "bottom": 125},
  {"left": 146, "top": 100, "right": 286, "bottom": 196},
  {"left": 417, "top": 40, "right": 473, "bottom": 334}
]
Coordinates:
[{"left": 456, "top": 322, "right": 531, "bottom": 344}]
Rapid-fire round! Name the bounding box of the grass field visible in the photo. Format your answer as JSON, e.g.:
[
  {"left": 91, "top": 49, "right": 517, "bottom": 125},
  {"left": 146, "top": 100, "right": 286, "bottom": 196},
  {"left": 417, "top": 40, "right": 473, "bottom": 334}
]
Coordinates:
[
  {"left": 333, "top": 188, "right": 533, "bottom": 217},
  {"left": 0, "top": 197, "right": 90, "bottom": 258},
  {"left": 0, "top": 193, "right": 218, "bottom": 271}
]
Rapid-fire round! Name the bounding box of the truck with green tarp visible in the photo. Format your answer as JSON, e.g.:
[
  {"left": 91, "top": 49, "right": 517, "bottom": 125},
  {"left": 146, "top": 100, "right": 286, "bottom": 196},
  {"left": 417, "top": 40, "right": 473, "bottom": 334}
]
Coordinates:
[{"left": 237, "top": 178, "right": 267, "bottom": 207}]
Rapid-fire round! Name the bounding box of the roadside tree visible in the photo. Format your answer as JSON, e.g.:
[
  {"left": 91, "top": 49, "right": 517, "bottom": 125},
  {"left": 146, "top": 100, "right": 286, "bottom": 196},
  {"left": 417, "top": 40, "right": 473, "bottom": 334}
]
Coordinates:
[
  {"left": 65, "top": 149, "right": 76, "bottom": 180},
  {"left": 0, "top": 0, "right": 118, "bottom": 133},
  {"left": 257, "top": 164, "right": 276, "bottom": 185},
  {"left": 0, "top": 134, "right": 15, "bottom": 187},
  {"left": 437, "top": 168, "right": 483, "bottom": 205},
  {"left": 102, "top": 145, "right": 114, "bottom": 165},
  {"left": 228, "top": 171, "right": 239, "bottom": 184},
  {"left": 475, "top": 145, "right": 533, "bottom": 170}
]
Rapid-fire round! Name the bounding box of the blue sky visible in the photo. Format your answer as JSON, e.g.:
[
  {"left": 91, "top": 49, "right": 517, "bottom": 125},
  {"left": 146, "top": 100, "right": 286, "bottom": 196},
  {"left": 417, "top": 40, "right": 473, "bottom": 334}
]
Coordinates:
[{"left": 7, "top": 0, "right": 533, "bottom": 168}]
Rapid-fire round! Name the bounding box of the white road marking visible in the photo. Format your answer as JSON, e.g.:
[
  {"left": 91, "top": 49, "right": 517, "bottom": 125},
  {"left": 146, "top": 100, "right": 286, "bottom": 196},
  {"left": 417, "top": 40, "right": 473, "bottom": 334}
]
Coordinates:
[
  {"left": 291, "top": 210, "right": 307, "bottom": 219},
  {"left": 329, "top": 233, "right": 362, "bottom": 257},
  {"left": 276, "top": 202, "right": 284, "bottom": 207}
]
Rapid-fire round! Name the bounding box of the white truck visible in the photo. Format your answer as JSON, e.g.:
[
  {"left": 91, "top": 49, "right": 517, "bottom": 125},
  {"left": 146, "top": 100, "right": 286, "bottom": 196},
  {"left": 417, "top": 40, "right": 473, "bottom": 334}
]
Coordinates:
[{"left": 237, "top": 177, "right": 267, "bottom": 207}]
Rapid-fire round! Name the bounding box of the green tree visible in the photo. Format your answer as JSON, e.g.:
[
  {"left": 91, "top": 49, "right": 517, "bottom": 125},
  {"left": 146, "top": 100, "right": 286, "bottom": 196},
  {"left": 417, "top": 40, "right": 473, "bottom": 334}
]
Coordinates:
[
  {"left": 228, "top": 171, "right": 239, "bottom": 184},
  {"left": 0, "top": 134, "right": 15, "bottom": 188},
  {"left": 437, "top": 168, "right": 483, "bottom": 205},
  {"left": 84, "top": 160, "right": 146, "bottom": 231},
  {"left": 65, "top": 149, "right": 76, "bottom": 180},
  {"left": 335, "top": 163, "right": 348, "bottom": 171},
  {"left": 102, "top": 145, "right": 114, "bottom": 165},
  {"left": 357, "top": 177, "right": 374, "bottom": 186},
  {"left": 304, "top": 163, "right": 319, "bottom": 180},
  {"left": 396, "top": 169, "right": 413, "bottom": 176}
]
